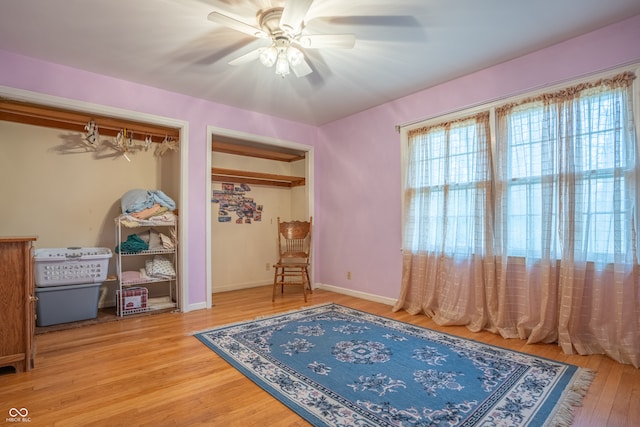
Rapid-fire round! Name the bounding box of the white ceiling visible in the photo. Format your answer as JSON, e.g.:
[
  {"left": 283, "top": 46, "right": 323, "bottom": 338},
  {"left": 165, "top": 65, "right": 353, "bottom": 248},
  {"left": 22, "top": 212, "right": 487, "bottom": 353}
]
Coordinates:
[{"left": 1, "top": 0, "right": 639, "bottom": 125}]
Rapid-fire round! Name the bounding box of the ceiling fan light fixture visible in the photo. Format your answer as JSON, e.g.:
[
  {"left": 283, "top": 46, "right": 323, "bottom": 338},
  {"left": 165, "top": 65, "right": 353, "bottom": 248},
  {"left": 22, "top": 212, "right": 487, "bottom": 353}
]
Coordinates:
[
  {"left": 259, "top": 46, "right": 278, "bottom": 67},
  {"left": 210, "top": 1, "right": 355, "bottom": 79},
  {"left": 275, "top": 51, "right": 290, "bottom": 77},
  {"left": 286, "top": 46, "right": 304, "bottom": 66}
]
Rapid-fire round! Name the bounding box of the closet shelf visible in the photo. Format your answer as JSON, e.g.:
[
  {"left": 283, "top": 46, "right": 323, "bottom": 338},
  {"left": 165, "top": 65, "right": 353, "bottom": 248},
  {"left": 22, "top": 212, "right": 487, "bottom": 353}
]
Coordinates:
[
  {"left": 121, "top": 277, "right": 174, "bottom": 286},
  {"left": 211, "top": 167, "right": 305, "bottom": 188},
  {"left": 212, "top": 140, "right": 305, "bottom": 162},
  {"left": 119, "top": 248, "right": 175, "bottom": 256},
  {"left": 0, "top": 98, "right": 180, "bottom": 142}
]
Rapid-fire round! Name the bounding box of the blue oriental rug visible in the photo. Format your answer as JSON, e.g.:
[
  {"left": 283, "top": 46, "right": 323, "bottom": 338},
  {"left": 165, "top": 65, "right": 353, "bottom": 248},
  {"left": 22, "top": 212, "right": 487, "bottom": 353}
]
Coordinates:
[{"left": 195, "top": 303, "right": 593, "bottom": 426}]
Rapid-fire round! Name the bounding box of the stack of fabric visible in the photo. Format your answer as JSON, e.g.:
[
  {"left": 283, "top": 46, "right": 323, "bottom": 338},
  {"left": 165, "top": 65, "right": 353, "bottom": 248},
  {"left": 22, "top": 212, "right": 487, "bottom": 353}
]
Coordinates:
[
  {"left": 116, "top": 228, "right": 174, "bottom": 254},
  {"left": 121, "top": 189, "right": 175, "bottom": 217},
  {"left": 116, "top": 189, "right": 178, "bottom": 284},
  {"left": 118, "top": 189, "right": 177, "bottom": 227},
  {"left": 120, "top": 255, "right": 176, "bottom": 284}
]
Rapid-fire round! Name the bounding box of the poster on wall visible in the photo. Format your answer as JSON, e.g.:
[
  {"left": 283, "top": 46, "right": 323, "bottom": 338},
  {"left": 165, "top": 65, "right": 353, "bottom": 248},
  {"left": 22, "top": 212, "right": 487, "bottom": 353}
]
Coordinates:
[{"left": 212, "top": 182, "right": 263, "bottom": 224}]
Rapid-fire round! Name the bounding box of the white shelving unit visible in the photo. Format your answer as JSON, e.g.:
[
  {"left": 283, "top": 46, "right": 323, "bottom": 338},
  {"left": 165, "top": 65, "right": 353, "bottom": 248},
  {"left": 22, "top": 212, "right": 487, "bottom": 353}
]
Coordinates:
[{"left": 115, "top": 215, "right": 178, "bottom": 316}]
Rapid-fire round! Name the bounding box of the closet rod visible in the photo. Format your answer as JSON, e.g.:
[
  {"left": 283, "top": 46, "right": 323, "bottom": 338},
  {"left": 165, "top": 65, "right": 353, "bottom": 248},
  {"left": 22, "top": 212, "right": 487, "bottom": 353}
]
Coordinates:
[{"left": 0, "top": 99, "right": 180, "bottom": 142}]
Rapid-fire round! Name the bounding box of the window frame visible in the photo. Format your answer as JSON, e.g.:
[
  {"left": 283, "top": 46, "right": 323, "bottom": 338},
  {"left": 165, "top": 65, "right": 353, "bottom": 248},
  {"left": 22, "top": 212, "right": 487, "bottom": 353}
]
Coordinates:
[{"left": 399, "top": 63, "right": 640, "bottom": 258}]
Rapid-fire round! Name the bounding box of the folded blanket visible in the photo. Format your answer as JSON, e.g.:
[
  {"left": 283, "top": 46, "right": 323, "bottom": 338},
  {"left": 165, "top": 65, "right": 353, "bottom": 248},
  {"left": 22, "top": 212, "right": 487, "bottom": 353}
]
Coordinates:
[
  {"left": 160, "top": 232, "right": 174, "bottom": 250},
  {"left": 116, "top": 234, "right": 149, "bottom": 254},
  {"left": 120, "top": 270, "right": 142, "bottom": 283},
  {"left": 117, "top": 211, "right": 176, "bottom": 228},
  {"left": 136, "top": 229, "right": 164, "bottom": 251},
  {"left": 145, "top": 256, "right": 176, "bottom": 279},
  {"left": 121, "top": 189, "right": 176, "bottom": 214},
  {"left": 131, "top": 204, "right": 162, "bottom": 219},
  {"left": 148, "top": 229, "right": 163, "bottom": 250}
]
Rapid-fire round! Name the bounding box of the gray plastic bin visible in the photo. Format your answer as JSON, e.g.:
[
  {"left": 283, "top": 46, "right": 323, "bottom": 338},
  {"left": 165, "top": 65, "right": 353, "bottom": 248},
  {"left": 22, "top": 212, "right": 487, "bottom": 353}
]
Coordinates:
[{"left": 35, "top": 282, "right": 102, "bottom": 326}]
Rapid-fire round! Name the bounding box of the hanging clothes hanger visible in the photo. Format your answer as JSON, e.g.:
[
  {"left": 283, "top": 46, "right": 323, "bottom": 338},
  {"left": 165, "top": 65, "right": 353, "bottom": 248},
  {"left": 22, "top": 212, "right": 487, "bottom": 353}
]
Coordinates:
[{"left": 84, "top": 120, "right": 99, "bottom": 147}]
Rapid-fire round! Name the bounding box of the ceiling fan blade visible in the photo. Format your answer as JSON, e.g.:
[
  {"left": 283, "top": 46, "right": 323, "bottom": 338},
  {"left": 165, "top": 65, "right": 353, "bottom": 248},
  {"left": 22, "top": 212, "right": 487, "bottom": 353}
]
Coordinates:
[
  {"left": 297, "top": 34, "right": 356, "bottom": 49},
  {"left": 208, "top": 12, "right": 267, "bottom": 38},
  {"left": 228, "top": 47, "right": 266, "bottom": 66},
  {"left": 291, "top": 57, "right": 313, "bottom": 78},
  {"left": 280, "top": 0, "right": 314, "bottom": 34}
]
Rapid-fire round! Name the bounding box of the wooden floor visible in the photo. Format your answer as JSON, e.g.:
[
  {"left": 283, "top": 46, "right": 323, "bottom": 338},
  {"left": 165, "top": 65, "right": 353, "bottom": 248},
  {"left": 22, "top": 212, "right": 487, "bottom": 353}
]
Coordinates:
[{"left": 1, "top": 286, "right": 638, "bottom": 426}]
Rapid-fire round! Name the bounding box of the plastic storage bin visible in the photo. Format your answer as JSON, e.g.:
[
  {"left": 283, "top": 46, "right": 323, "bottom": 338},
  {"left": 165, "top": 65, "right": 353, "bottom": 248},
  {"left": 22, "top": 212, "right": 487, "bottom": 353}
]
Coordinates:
[
  {"left": 34, "top": 247, "right": 112, "bottom": 286},
  {"left": 35, "top": 282, "right": 102, "bottom": 326}
]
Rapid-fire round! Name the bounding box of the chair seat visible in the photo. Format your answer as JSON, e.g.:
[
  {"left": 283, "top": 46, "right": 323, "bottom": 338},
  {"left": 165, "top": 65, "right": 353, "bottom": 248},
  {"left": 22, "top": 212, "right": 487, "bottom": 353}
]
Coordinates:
[{"left": 273, "top": 261, "right": 308, "bottom": 268}]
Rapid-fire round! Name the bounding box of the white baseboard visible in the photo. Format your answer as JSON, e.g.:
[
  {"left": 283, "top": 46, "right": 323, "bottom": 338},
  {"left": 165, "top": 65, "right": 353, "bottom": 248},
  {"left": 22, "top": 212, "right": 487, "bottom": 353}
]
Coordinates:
[
  {"left": 186, "top": 301, "right": 208, "bottom": 312},
  {"left": 186, "top": 282, "right": 397, "bottom": 312},
  {"left": 213, "top": 281, "right": 271, "bottom": 294},
  {"left": 315, "top": 283, "right": 397, "bottom": 307}
]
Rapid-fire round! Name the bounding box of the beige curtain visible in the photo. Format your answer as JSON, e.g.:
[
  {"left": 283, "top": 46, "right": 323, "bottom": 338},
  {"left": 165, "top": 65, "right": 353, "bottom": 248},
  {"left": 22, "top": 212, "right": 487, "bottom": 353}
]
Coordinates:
[
  {"left": 394, "top": 112, "right": 495, "bottom": 333},
  {"left": 394, "top": 73, "right": 640, "bottom": 367}
]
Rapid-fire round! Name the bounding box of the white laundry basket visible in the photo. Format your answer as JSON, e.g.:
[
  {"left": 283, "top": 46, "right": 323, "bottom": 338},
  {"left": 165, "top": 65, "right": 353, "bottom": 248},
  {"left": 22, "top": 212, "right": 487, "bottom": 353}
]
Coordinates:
[{"left": 34, "top": 247, "right": 112, "bottom": 286}]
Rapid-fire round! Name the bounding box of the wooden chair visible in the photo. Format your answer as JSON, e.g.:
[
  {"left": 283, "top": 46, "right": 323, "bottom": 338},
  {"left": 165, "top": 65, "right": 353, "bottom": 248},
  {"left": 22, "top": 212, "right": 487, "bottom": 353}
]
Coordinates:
[{"left": 272, "top": 217, "right": 312, "bottom": 302}]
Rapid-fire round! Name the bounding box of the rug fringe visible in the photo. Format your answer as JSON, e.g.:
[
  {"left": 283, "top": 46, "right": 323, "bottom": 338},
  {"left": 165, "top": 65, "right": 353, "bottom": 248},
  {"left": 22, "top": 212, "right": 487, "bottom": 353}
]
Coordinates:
[
  {"left": 545, "top": 368, "right": 596, "bottom": 427},
  {"left": 188, "top": 302, "right": 335, "bottom": 335}
]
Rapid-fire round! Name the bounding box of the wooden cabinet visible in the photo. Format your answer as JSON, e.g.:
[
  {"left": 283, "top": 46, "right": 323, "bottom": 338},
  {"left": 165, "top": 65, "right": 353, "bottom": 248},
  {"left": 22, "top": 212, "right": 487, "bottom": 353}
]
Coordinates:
[{"left": 0, "top": 236, "right": 37, "bottom": 373}]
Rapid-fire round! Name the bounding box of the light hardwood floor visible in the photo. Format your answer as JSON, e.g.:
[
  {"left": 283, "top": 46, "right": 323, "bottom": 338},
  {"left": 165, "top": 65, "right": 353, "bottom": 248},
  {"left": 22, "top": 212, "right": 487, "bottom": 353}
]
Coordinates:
[{"left": 1, "top": 285, "right": 638, "bottom": 426}]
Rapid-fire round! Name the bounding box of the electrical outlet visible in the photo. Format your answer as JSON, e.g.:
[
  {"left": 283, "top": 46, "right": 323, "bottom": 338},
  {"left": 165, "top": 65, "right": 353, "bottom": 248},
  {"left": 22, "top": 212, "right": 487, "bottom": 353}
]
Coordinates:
[
  {"left": 347, "top": 271, "right": 352, "bottom": 280},
  {"left": 265, "top": 262, "right": 270, "bottom": 271}
]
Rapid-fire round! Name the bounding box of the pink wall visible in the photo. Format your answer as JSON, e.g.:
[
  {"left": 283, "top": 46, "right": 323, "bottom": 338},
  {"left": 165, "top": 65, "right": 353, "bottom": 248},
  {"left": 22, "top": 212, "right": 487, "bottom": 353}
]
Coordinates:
[
  {"left": 1, "top": 14, "right": 639, "bottom": 306},
  {"left": 316, "top": 14, "right": 640, "bottom": 299},
  {"left": 0, "top": 50, "right": 317, "bottom": 307}
]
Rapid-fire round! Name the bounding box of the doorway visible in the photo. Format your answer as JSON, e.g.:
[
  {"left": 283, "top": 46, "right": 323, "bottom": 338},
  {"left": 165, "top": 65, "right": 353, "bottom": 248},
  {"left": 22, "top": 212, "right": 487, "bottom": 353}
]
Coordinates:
[{"left": 206, "top": 126, "right": 314, "bottom": 307}]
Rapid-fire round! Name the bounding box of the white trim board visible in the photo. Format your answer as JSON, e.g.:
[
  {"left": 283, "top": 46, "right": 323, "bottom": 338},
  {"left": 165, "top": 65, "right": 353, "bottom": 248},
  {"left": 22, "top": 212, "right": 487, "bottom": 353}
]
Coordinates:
[{"left": 316, "top": 283, "right": 397, "bottom": 307}]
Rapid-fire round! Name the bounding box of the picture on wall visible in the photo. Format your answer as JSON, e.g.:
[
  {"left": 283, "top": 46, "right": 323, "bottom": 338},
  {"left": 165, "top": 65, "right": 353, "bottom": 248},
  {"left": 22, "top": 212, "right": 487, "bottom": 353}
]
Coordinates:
[{"left": 212, "top": 182, "right": 263, "bottom": 224}]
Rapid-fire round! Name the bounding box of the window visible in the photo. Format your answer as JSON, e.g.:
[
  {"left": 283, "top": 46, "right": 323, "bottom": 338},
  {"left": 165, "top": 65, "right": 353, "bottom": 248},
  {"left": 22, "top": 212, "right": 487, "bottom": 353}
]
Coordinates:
[
  {"left": 403, "top": 71, "right": 638, "bottom": 264},
  {"left": 397, "top": 70, "right": 640, "bottom": 367},
  {"left": 497, "top": 81, "right": 636, "bottom": 263},
  {"left": 501, "top": 105, "right": 558, "bottom": 258},
  {"left": 404, "top": 113, "right": 492, "bottom": 255}
]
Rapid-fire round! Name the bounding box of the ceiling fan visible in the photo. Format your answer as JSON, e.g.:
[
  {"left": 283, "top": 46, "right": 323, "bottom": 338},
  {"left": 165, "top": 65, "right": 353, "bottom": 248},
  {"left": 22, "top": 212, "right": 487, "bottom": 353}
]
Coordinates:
[{"left": 207, "top": 0, "right": 356, "bottom": 78}]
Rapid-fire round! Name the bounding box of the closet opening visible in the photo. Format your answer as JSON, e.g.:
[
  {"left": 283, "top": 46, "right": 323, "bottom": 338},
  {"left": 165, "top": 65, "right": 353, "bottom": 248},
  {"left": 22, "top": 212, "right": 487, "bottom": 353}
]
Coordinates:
[
  {"left": 206, "top": 127, "right": 314, "bottom": 307},
  {"left": 0, "top": 87, "right": 189, "bottom": 323}
]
